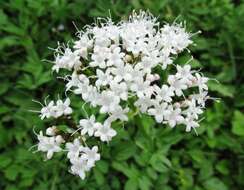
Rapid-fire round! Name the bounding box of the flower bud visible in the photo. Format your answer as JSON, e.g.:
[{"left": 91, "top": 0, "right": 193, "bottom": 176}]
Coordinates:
[
  {"left": 125, "top": 55, "right": 132, "bottom": 62},
  {"left": 46, "top": 126, "right": 57, "bottom": 136},
  {"left": 56, "top": 135, "right": 65, "bottom": 144}
]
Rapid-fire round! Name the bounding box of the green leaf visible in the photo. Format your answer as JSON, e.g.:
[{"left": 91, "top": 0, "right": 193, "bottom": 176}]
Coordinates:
[
  {"left": 0, "top": 106, "right": 10, "bottom": 115},
  {"left": 57, "top": 125, "right": 69, "bottom": 133},
  {"left": 19, "top": 177, "right": 34, "bottom": 187},
  {"left": 114, "top": 141, "right": 137, "bottom": 161},
  {"left": 232, "top": 111, "right": 244, "bottom": 136},
  {"left": 188, "top": 150, "right": 205, "bottom": 163},
  {"left": 94, "top": 168, "right": 105, "bottom": 185},
  {"left": 216, "top": 160, "right": 229, "bottom": 175},
  {"left": 146, "top": 167, "right": 157, "bottom": 180},
  {"left": 0, "top": 81, "right": 9, "bottom": 95},
  {"left": 112, "top": 162, "right": 139, "bottom": 178},
  {"left": 0, "top": 155, "right": 12, "bottom": 168},
  {"left": 96, "top": 160, "right": 109, "bottom": 174},
  {"left": 199, "top": 160, "right": 213, "bottom": 181},
  {"left": 138, "top": 115, "right": 155, "bottom": 136},
  {"left": 4, "top": 165, "right": 21, "bottom": 181},
  {"left": 125, "top": 178, "right": 138, "bottom": 190},
  {"left": 35, "top": 71, "right": 52, "bottom": 86},
  {"left": 208, "top": 81, "right": 235, "bottom": 97},
  {"left": 138, "top": 175, "right": 152, "bottom": 190},
  {"left": 203, "top": 178, "right": 228, "bottom": 190},
  {"left": 4, "top": 90, "right": 33, "bottom": 107},
  {"left": 149, "top": 153, "right": 169, "bottom": 173}
]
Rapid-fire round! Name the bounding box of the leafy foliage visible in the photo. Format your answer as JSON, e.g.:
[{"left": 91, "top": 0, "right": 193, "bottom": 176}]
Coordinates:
[{"left": 1, "top": 0, "right": 244, "bottom": 189}]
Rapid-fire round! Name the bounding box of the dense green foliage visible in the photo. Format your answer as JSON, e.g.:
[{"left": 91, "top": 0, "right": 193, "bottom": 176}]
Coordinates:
[{"left": 1, "top": 0, "right": 244, "bottom": 189}]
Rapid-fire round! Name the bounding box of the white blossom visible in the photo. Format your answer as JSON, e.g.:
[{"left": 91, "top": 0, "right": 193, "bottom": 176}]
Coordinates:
[
  {"left": 97, "top": 91, "right": 120, "bottom": 113},
  {"left": 95, "top": 69, "right": 113, "bottom": 87},
  {"left": 66, "top": 138, "right": 84, "bottom": 159},
  {"left": 37, "top": 131, "right": 62, "bottom": 159},
  {"left": 81, "top": 146, "right": 100, "bottom": 167},
  {"left": 154, "top": 85, "right": 174, "bottom": 103},
  {"left": 94, "top": 121, "right": 117, "bottom": 142},
  {"left": 168, "top": 75, "right": 187, "bottom": 96},
  {"left": 148, "top": 102, "right": 170, "bottom": 123},
  {"left": 109, "top": 81, "right": 128, "bottom": 100},
  {"left": 40, "top": 101, "right": 56, "bottom": 120},
  {"left": 108, "top": 107, "right": 129, "bottom": 122},
  {"left": 184, "top": 116, "right": 200, "bottom": 132},
  {"left": 55, "top": 98, "right": 72, "bottom": 117},
  {"left": 40, "top": 98, "right": 72, "bottom": 119},
  {"left": 79, "top": 115, "right": 98, "bottom": 136},
  {"left": 194, "top": 73, "right": 209, "bottom": 91},
  {"left": 52, "top": 48, "right": 81, "bottom": 72},
  {"left": 69, "top": 157, "right": 90, "bottom": 179},
  {"left": 164, "top": 105, "right": 184, "bottom": 127}
]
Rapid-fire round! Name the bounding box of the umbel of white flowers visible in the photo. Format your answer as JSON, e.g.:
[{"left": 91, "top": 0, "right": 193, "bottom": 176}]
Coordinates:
[{"left": 34, "top": 10, "right": 211, "bottom": 179}]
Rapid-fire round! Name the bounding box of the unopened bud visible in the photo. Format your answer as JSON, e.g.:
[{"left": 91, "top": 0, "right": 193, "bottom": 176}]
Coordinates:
[
  {"left": 46, "top": 126, "right": 57, "bottom": 136},
  {"left": 125, "top": 55, "right": 132, "bottom": 62},
  {"left": 56, "top": 135, "right": 65, "bottom": 144}
]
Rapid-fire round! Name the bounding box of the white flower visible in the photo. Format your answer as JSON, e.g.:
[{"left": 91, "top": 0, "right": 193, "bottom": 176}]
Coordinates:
[
  {"left": 73, "top": 34, "right": 93, "bottom": 59},
  {"left": 40, "top": 101, "right": 56, "bottom": 120},
  {"left": 130, "top": 79, "right": 153, "bottom": 98},
  {"left": 40, "top": 98, "right": 72, "bottom": 119},
  {"left": 66, "top": 138, "right": 84, "bottom": 159},
  {"left": 176, "top": 64, "right": 194, "bottom": 85},
  {"left": 86, "top": 86, "right": 100, "bottom": 106},
  {"left": 97, "top": 91, "right": 120, "bottom": 113},
  {"left": 107, "top": 47, "right": 124, "bottom": 66},
  {"left": 94, "top": 122, "right": 117, "bottom": 142},
  {"left": 110, "top": 64, "right": 133, "bottom": 82},
  {"left": 134, "top": 95, "right": 153, "bottom": 113},
  {"left": 168, "top": 75, "right": 187, "bottom": 96},
  {"left": 90, "top": 46, "right": 110, "bottom": 68},
  {"left": 81, "top": 146, "right": 100, "bottom": 167},
  {"left": 190, "top": 91, "right": 209, "bottom": 107},
  {"left": 74, "top": 83, "right": 90, "bottom": 96},
  {"left": 52, "top": 48, "right": 81, "bottom": 72},
  {"left": 79, "top": 115, "right": 98, "bottom": 136},
  {"left": 65, "top": 73, "right": 80, "bottom": 91},
  {"left": 161, "top": 55, "right": 173, "bottom": 69},
  {"left": 95, "top": 69, "right": 113, "bottom": 87},
  {"left": 108, "top": 107, "right": 129, "bottom": 123},
  {"left": 154, "top": 85, "right": 174, "bottom": 103},
  {"left": 109, "top": 81, "right": 128, "bottom": 100},
  {"left": 183, "top": 99, "right": 203, "bottom": 119},
  {"left": 37, "top": 131, "right": 62, "bottom": 159},
  {"left": 194, "top": 73, "right": 209, "bottom": 91},
  {"left": 55, "top": 98, "right": 72, "bottom": 117},
  {"left": 70, "top": 157, "right": 90, "bottom": 179},
  {"left": 165, "top": 105, "right": 184, "bottom": 127},
  {"left": 184, "top": 116, "right": 200, "bottom": 132},
  {"left": 160, "top": 23, "right": 192, "bottom": 55},
  {"left": 148, "top": 102, "right": 169, "bottom": 123},
  {"left": 146, "top": 73, "right": 160, "bottom": 83},
  {"left": 135, "top": 51, "right": 160, "bottom": 72}
]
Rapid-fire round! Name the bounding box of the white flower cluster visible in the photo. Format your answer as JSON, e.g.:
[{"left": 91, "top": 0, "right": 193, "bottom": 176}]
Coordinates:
[
  {"left": 66, "top": 139, "right": 100, "bottom": 179},
  {"left": 34, "top": 11, "right": 211, "bottom": 179},
  {"left": 36, "top": 126, "right": 100, "bottom": 179},
  {"left": 79, "top": 115, "right": 117, "bottom": 142},
  {"left": 40, "top": 98, "right": 72, "bottom": 119}
]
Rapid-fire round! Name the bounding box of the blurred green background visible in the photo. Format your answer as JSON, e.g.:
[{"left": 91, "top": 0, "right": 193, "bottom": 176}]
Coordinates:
[{"left": 1, "top": 0, "right": 244, "bottom": 189}]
